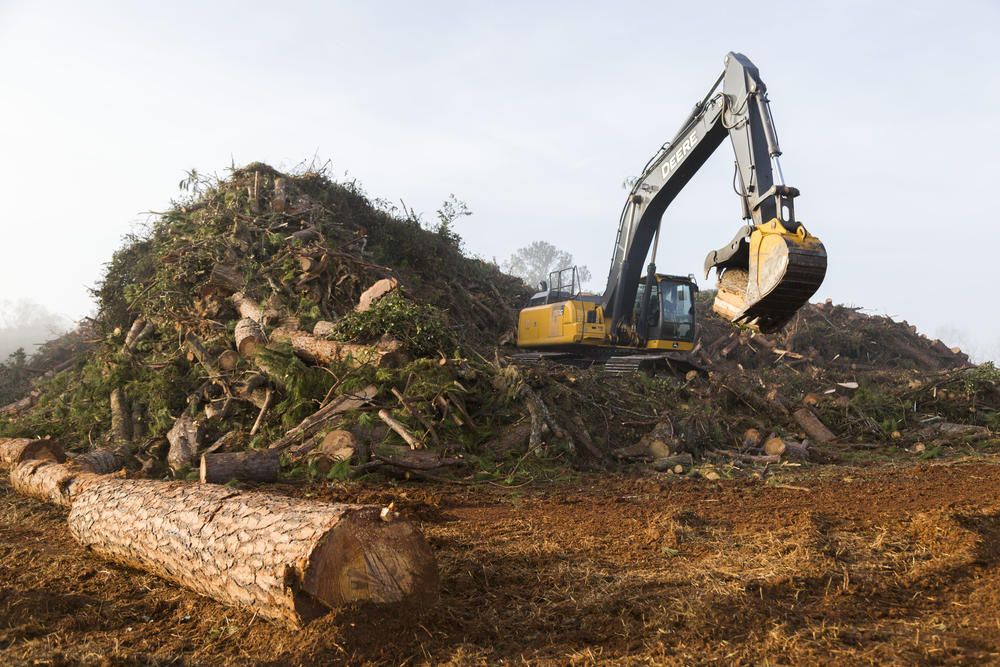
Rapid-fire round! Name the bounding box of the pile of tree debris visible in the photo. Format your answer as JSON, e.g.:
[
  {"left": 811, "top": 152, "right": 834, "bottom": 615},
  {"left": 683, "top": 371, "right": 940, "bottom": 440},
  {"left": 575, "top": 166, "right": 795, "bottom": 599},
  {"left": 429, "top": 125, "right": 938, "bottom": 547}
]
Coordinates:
[{"left": 0, "top": 163, "right": 993, "bottom": 488}]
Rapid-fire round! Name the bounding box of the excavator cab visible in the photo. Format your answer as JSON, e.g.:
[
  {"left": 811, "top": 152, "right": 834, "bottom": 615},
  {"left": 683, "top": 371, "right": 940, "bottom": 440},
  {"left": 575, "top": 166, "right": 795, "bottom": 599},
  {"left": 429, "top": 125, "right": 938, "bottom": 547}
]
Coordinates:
[{"left": 632, "top": 275, "right": 697, "bottom": 350}]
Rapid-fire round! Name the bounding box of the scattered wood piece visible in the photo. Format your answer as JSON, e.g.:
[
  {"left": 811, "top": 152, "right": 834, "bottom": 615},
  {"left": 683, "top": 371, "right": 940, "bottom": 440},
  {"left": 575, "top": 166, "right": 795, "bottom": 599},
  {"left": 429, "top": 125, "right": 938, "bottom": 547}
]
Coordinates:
[
  {"left": 200, "top": 448, "right": 280, "bottom": 484},
  {"left": 166, "top": 414, "right": 205, "bottom": 471},
  {"left": 708, "top": 448, "right": 781, "bottom": 464},
  {"left": 771, "top": 484, "right": 811, "bottom": 492},
  {"left": 651, "top": 453, "right": 694, "bottom": 471},
  {"left": 763, "top": 437, "right": 786, "bottom": 457},
  {"left": 378, "top": 409, "right": 422, "bottom": 450},
  {"left": 217, "top": 349, "right": 240, "bottom": 371},
  {"left": 268, "top": 386, "right": 377, "bottom": 451},
  {"left": 793, "top": 408, "right": 836, "bottom": 443},
  {"left": 231, "top": 292, "right": 278, "bottom": 324},
  {"left": 313, "top": 320, "right": 337, "bottom": 337},
  {"left": 110, "top": 388, "right": 132, "bottom": 444},
  {"left": 203, "top": 431, "right": 240, "bottom": 457},
  {"left": 121, "top": 319, "right": 152, "bottom": 353},
  {"left": 235, "top": 317, "right": 266, "bottom": 358},
  {"left": 392, "top": 388, "right": 440, "bottom": 446},
  {"left": 68, "top": 478, "right": 439, "bottom": 627},
  {"left": 0, "top": 437, "right": 66, "bottom": 469},
  {"left": 357, "top": 277, "right": 400, "bottom": 312},
  {"left": 917, "top": 422, "right": 992, "bottom": 441},
  {"left": 269, "top": 328, "right": 405, "bottom": 369},
  {"left": 249, "top": 388, "right": 274, "bottom": 436},
  {"left": 742, "top": 428, "right": 762, "bottom": 450}
]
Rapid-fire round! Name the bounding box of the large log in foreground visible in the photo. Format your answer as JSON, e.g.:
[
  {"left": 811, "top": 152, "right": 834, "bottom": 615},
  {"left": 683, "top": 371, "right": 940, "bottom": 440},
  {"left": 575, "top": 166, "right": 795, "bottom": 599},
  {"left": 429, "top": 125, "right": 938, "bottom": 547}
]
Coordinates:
[{"left": 68, "top": 478, "right": 439, "bottom": 626}]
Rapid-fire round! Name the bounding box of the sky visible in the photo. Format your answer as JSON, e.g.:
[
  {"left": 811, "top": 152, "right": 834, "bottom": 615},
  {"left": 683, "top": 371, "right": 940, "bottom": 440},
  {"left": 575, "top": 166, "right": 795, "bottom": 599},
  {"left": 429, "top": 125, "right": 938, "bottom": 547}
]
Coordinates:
[{"left": 1, "top": 1, "right": 998, "bottom": 359}]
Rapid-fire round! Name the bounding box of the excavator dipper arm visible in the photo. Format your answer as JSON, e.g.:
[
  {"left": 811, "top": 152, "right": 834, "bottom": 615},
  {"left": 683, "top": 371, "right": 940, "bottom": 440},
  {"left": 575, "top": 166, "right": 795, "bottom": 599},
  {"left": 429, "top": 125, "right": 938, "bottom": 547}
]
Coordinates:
[{"left": 601, "top": 52, "right": 826, "bottom": 339}]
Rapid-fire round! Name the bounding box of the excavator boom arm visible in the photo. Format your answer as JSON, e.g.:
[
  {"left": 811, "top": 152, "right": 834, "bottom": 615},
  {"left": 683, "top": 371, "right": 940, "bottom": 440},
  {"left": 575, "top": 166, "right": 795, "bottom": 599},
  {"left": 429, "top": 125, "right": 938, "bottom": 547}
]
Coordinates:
[{"left": 601, "top": 52, "right": 824, "bottom": 338}]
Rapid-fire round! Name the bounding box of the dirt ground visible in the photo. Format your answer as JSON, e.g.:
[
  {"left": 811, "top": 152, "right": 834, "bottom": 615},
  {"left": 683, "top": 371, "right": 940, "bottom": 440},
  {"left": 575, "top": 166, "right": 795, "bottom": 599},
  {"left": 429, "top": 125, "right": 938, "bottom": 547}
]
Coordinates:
[{"left": 3, "top": 459, "right": 1000, "bottom": 665}]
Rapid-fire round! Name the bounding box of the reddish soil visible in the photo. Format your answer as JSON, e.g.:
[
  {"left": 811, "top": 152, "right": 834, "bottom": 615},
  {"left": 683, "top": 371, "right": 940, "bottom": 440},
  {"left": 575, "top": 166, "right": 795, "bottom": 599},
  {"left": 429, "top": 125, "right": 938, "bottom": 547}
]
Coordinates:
[{"left": 3, "top": 460, "right": 1000, "bottom": 665}]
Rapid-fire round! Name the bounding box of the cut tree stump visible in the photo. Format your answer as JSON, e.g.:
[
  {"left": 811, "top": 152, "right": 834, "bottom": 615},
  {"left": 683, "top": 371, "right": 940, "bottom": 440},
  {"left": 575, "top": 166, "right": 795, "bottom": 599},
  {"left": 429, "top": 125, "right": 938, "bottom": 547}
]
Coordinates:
[
  {"left": 68, "top": 479, "right": 439, "bottom": 626},
  {"left": 200, "top": 448, "right": 281, "bottom": 484},
  {"left": 0, "top": 437, "right": 66, "bottom": 469},
  {"left": 793, "top": 408, "right": 836, "bottom": 443}
]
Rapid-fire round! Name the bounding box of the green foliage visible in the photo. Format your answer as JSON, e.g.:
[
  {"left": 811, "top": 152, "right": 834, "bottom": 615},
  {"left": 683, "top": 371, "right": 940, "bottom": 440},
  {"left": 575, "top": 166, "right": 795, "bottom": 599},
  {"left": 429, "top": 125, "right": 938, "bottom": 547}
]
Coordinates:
[{"left": 329, "top": 293, "right": 458, "bottom": 358}]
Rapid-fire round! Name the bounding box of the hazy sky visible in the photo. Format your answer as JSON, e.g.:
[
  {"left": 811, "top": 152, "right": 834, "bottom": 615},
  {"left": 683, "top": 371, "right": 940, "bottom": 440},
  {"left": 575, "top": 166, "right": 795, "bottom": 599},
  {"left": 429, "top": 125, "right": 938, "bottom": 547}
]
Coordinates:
[{"left": 2, "top": 1, "right": 998, "bottom": 359}]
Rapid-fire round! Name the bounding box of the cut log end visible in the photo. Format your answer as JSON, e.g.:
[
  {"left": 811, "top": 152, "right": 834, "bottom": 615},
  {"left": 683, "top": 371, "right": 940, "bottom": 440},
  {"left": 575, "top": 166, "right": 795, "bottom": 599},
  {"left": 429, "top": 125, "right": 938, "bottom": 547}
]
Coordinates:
[{"left": 298, "top": 509, "right": 439, "bottom": 615}]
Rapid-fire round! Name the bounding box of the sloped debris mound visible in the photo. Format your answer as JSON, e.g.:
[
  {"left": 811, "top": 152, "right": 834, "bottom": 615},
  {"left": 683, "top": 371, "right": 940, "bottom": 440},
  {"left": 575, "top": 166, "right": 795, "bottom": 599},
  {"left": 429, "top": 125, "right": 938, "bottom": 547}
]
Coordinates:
[{"left": 0, "top": 162, "right": 995, "bottom": 488}]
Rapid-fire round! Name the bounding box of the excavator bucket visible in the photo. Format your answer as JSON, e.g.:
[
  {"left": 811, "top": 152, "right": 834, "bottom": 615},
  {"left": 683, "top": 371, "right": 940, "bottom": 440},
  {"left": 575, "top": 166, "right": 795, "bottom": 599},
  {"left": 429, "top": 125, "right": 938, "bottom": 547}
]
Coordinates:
[{"left": 705, "top": 219, "right": 826, "bottom": 333}]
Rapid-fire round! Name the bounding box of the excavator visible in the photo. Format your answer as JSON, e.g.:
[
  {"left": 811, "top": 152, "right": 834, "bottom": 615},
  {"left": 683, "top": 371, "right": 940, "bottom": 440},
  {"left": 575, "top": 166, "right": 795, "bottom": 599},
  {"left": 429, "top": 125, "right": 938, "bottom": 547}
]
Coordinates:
[{"left": 516, "top": 52, "right": 826, "bottom": 368}]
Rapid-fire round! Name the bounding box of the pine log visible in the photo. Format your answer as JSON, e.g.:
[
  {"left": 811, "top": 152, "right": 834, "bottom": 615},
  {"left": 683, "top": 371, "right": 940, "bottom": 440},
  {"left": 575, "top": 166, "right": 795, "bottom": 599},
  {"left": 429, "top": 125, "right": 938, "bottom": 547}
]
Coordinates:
[
  {"left": 231, "top": 292, "right": 278, "bottom": 325},
  {"left": 1, "top": 392, "right": 38, "bottom": 416},
  {"left": 763, "top": 437, "right": 786, "bottom": 457},
  {"left": 121, "top": 319, "right": 150, "bottom": 353},
  {"left": 313, "top": 320, "right": 337, "bottom": 337},
  {"left": 74, "top": 448, "right": 128, "bottom": 475},
  {"left": 378, "top": 409, "right": 422, "bottom": 450},
  {"left": 207, "top": 264, "right": 244, "bottom": 293},
  {"left": 651, "top": 453, "right": 694, "bottom": 471},
  {"left": 68, "top": 479, "right": 439, "bottom": 626},
  {"left": 356, "top": 277, "right": 399, "bottom": 312},
  {"left": 793, "top": 408, "right": 836, "bottom": 443},
  {"left": 217, "top": 349, "right": 240, "bottom": 371},
  {"left": 200, "top": 448, "right": 280, "bottom": 484},
  {"left": 269, "top": 328, "right": 405, "bottom": 369},
  {"left": 268, "top": 386, "right": 377, "bottom": 451},
  {"left": 10, "top": 459, "right": 98, "bottom": 507},
  {"left": 110, "top": 388, "right": 132, "bottom": 443},
  {"left": 166, "top": 414, "right": 205, "bottom": 471},
  {"left": 0, "top": 437, "right": 66, "bottom": 469},
  {"left": 235, "top": 317, "right": 266, "bottom": 358}
]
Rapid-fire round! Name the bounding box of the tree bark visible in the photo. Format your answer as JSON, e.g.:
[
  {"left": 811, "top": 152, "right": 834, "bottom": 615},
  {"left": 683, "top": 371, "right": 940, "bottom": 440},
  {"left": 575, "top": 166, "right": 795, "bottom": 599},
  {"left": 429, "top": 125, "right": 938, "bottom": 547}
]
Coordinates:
[
  {"left": 10, "top": 460, "right": 97, "bottom": 507},
  {"left": 793, "top": 408, "right": 836, "bottom": 443},
  {"left": 231, "top": 292, "right": 278, "bottom": 324},
  {"left": 269, "top": 328, "right": 405, "bottom": 369},
  {"left": 0, "top": 437, "right": 66, "bottom": 469},
  {"left": 651, "top": 453, "right": 694, "bottom": 471},
  {"left": 68, "top": 479, "right": 439, "bottom": 626},
  {"left": 200, "top": 449, "right": 281, "bottom": 484},
  {"left": 167, "top": 414, "right": 204, "bottom": 471},
  {"left": 356, "top": 277, "right": 399, "bottom": 312},
  {"left": 110, "top": 388, "right": 132, "bottom": 443},
  {"left": 207, "top": 264, "right": 244, "bottom": 293}
]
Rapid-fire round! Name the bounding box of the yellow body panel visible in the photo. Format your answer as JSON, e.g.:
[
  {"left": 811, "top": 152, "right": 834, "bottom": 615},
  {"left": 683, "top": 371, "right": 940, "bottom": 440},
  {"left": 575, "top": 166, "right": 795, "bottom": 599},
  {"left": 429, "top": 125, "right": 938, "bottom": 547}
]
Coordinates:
[
  {"left": 517, "top": 299, "right": 605, "bottom": 347},
  {"left": 516, "top": 299, "right": 692, "bottom": 351}
]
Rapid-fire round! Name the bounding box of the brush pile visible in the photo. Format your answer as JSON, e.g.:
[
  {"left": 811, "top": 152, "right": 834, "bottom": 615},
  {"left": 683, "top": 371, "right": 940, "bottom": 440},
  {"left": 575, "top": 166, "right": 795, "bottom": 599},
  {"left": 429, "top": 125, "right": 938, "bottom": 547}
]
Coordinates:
[{"left": 1, "top": 163, "right": 995, "bottom": 487}]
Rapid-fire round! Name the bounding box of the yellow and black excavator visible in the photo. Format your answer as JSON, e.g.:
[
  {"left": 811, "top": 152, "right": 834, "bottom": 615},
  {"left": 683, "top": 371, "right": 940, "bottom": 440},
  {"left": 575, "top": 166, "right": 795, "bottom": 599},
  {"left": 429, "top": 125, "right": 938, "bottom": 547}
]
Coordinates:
[{"left": 516, "top": 52, "right": 826, "bottom": 368}]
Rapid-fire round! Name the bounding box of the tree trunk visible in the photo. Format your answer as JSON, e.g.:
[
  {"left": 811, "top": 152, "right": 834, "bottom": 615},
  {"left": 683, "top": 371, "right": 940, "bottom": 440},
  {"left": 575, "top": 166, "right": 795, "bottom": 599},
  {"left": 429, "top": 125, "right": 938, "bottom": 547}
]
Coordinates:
[
  {"left": 269, "top": 328, "right": 405, "bottom": 369},
  {"left": 110, "top": 388, "right": 132, "bottom": 443},
  {"left": 10, "top": 460, "right": 97, "bottom": 507},
  {"left": 651, "top": 453, "right": 694, "bottom": 471},
  {"left": 231, "top": 292, "right": 278, "bottom": 324},
  {"left": 167, "top": 414, "right": 204, "bottom": 471},
  {"left": 75, "top": 448, "right": 129, "bottom": 475},
  {"left": 235, "top": 317, "right": 266, "bottom": 358},
  {"left": 200, "top": 449, "right": 281, "bottom": 484},
  {"left": 0, "top": 437, "right": 66, "bottom": 469},
  {"left": 68, "top": 479, "right": 439, "bottom": 626},
  {"left": 793, "top": 408, "right": 836, "bottom": 443}
]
